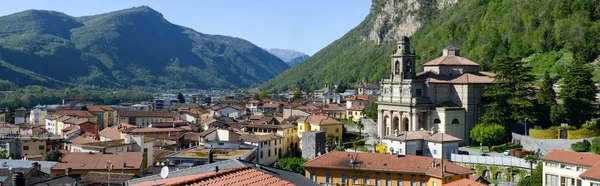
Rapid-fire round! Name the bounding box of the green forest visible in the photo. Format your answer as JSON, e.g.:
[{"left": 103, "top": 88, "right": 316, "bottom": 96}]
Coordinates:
[{"left": 262, "top": 0, "right": 600, "bottom": 91}]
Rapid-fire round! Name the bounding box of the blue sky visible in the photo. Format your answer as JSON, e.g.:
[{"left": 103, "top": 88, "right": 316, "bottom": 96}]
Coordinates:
[{"left": 0, "top": 0, "right": 371, "bottom": 55}]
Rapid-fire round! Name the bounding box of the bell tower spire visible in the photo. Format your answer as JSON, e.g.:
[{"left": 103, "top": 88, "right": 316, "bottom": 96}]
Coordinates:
[{"left": 391, "top": 36, "right": 416, "bottom": 81}]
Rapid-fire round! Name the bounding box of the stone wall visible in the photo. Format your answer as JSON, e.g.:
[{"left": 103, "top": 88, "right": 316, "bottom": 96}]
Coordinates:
[{"left": 301, "top": 131, "right": 326, "bottom": 160}]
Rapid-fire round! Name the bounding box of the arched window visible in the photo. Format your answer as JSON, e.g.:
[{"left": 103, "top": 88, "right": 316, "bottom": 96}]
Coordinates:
[
  {"left": 451, "top": 119, "right": 460, "bottom": 124},
  {"left": 395, "top": 61, "right": 400, "bottom": 75},
  {"left": 433, "top": 118, "right": 441, "bottom": 124}
]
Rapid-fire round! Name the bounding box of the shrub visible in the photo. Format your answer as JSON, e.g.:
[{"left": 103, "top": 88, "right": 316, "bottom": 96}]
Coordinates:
[
  {"left": 492, "top": 143, "right": 523, "bottom": 153},
  {"left": 548, "top": 125, "right": 577, "bottom": 130},
  {"left": 357, "top": 146, "right": 369, "bottom": 152},
  {"left": 529, "top": 129, "right": 558, "bottom": 139},
  {"left": 571, "top": 140, "right": 591, "bottom": 152},
  {"left": 343, "top": 139, "right": 366, "bottom": 148},
  {"left": 582, "top": 119, "right": 600, "bottom": 130},
  {"left": 509, "top": 148, "right": 522, "bottom": 156},
  {"left": 376, "top": 144, "right": 387, "bottom": 153},
  {"left": 334, "top": 146, "right": 346, "bottom": 151},
  {"left": 514, "top": 150, "right": 530, "bottom": 158},
  {"left": 568, "top": 129, "right": 600, "bottom": 139},
  {"left": 591, "top": 137, "right": 600, "bottom": 154}
]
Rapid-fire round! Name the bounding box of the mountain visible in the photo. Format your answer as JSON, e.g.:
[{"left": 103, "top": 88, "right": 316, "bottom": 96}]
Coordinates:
[
  {"left": 262, "top": 0, "right": 600, "bottom": 91},
  {"left": 0, "top": 6, "right": 289, "bottom": 90},
  {"left": 266, "top": 48, "right": 310, "bottom": 67}
]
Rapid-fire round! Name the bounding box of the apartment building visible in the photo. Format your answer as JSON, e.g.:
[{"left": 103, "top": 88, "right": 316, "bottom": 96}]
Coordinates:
[{"left": 541, "top": 150, "right": 600, "bottom": 186}]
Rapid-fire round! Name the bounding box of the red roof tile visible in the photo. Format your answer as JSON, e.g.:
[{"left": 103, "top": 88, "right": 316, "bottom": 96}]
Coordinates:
[
  {"left": 302, "top": 152, "right": 472, "bottom": 178},
  {"left": 298, "top": 115, "right": 341, "bottom": 125},
  {"left": 52, "top": 152, "right": 143, "bottom": 170},
  {"left": 443, "top": 178, "right": 488, "bottom": 186},
  {"left": 541, "top": 150, "right": 600, "bottom": 167},
  {"left": 418, "top": 71, "right": 494, "bottom": 84},
  {"left": 54, "top": 110, "right": 95, "bottom": 117},
  {"left": 119, "top": 110, "right": 174, "bottom": 118},
  {"left": 423, "top": 55, "right": 480, "bottom": 66},
  {"left": 131, "top": 166, "right": 294, "bottom": 186}
]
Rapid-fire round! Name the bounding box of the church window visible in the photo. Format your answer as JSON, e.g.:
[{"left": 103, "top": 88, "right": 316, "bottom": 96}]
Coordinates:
[
  {"left": 451, "top": 119, "right": 460, "bottom": 124},
  {"left": 433, "top": 119, "right": 441, "bottom": 124},
  {"left": 416, "top": 89, "right": 422, "bottom": 96},
  {"left": 395, "top": 61, "right": 400, "bottom": 75}
]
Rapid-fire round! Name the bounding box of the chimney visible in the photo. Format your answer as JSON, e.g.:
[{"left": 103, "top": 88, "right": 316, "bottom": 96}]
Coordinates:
[
  {"left": 443, "top": 165, "right": 447, "bottom": 173},
  {"left": 12, "top": 172, "right": 25, "bottom": 186},
  {"left": 65, "top": 167, "right": 72, "bottom": 176},
  {"left": 431, "top": 160, "right": 435, "bottom": 168},
  {"left": 215, "top": 166, "right": 219, "bottom": 173},
  {"left": 208, "top": 148, "right": 214, "bottom": 164}
]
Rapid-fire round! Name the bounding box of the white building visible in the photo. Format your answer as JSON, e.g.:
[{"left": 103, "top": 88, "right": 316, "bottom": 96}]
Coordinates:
[
  {"left": 376, "top": 37, "right": 494, "bottom": 144},
  {"left": 208, "top": 106, "right": 246, "bottom": 119},
  {"left": 323, "top": 92, "right": 341, "bottom": 104},
  {"left": 542, "top": 150, "right": 600, "bottom": 186},
  {"left": 240, "top": 133, "right": 283, "bottom": 165},
  {"left": 29, "top": 105, "right": 47, "bottom": 125},
  {"left": 382, "top": 130, "right": 460, "bottom": 160},
  {"left": 70, "top": 135, "right": 154, "bottom": 168}
]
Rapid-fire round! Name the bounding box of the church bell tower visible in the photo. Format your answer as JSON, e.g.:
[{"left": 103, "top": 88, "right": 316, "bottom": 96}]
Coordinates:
[{"left": 391, "top": 36, "right": 416, "bottom": 81}]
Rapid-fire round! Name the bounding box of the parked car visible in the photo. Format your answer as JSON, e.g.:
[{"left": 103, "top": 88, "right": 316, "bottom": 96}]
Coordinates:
[
  {"left": 480, "top": 153, "right": 489, "bottom": 156},
  {"left": 504, "top": 150, "right": 510, "bottom": 156}
]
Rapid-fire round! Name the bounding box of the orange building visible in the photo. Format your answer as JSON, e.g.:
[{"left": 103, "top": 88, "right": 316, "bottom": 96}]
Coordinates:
[{"left": 302, "top": 151, "right": 473, "bottom": 186}]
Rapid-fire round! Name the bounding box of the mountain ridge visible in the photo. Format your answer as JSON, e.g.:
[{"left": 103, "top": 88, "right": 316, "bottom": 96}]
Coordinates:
[
  {"left": 266, "top": 48, "right": 310, "bottom": 67},
  {"left": 0, "top": 6, "right": 289, "bottom": 90}
]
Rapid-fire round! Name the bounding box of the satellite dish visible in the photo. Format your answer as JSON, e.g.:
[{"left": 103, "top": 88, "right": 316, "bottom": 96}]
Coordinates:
[
  {"left": 160, "top": 166, "right": 169, "bottom": 179},
  {"left": 8, "top": 167, "right": 12, "bottom": 171}
]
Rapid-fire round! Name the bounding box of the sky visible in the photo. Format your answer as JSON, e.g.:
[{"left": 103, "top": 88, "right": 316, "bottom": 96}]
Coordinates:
[{"left": 0, "top": 0, "right": 372, "bottom": 55}]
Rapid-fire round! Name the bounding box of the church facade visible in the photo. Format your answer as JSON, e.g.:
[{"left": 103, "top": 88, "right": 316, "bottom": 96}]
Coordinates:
[{"left": 376, "top": 36, "right": 494, "bottom": 144}]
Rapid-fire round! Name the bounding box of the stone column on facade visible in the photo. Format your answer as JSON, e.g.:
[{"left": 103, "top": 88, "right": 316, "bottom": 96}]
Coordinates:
[
  {"left": 411, "top": 110, "right": 419, "bottom": 131},
  {"left": 377, "top": 109, "right": 383, "bottom": 140}
]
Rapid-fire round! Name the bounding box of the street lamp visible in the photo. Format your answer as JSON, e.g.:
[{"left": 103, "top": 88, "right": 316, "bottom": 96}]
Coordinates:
[{"left": 524, "top": 118, "right": 528, "bottom": 136}]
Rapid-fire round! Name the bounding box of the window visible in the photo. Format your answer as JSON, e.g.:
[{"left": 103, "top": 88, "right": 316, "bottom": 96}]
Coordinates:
[
  {"left": 546, "top": 174, "right": 559, "bottom": 186},
  {"left": 433, "top": 150, "right": 438, "bottom": 155},
  {"left": 365, "top": 177, "right": 370, "bottom": 185},
  {"left": 386, "top": 178, "right": 391, "bottom": 186},
  {"left": 325, "top": 173, "right": 332, "bottom": 183},
  {"left": 591, "top": 183, "right": 600, "bottom": 186},
  {"left": 23, "top": 146, "right": 29, "bottom": 150},
  {"left": 416, "top": 89, "right": 422, "bottom": 96},
  {"left": 397, "top": 179, "right": 403, "bottom": 186},
  {"left": 310, "top": 173, "right": 316, "bottom": 181},
  {"left": 398, "top": 148, "right": 403, "bottom": 154},
  {"left": 420, "top": 180, "right": 426, "bottom": 186},
  {"left": 433, "top": 182, "right": 437, "bottom": 186},
  {"left": 353, "top": 176, "right": 359, "bottom": 184},
  {"left": 275, "top": 140, "right": 277, "bottom": 145},
  {"left": 268, "top": 149, "right": 271, "bottom": 157},
  {"left": 260, "top": 151, "right": 263, "bottom": 158},
  {"left": 323, "top": 128, "right": 327, "bottom": 132},
  {"left": 451, "top": 119, "right": 459, "bottom": 124},
  {"left": 336, "top": 128, "right": 339, "bottom": 133},
  {"left": 411, "top": 179, "right": 416, "bottom": 186},
  {"left": 341, "top": 174, "right": 348, "bottom": 184},
  {"left": 376, "top": 177, "right": 381, "bottom": 186},
  {"left": 38, "top": 145, "right": 44, "bottom": 150},
  {"left": 433, "top": 118, "right": 441, "bottom": 124}
]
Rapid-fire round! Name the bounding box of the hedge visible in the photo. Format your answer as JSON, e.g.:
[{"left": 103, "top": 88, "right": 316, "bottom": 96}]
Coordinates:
[
  {"left": 568, "top": 129, "right": 600, "bottom": 139},
  {"left": 529, "top": 129, "right": 558, "bottom": 139},
  {"left": 491, "top": 143, "right": 522, "bottom": 153},
  {"left": 343, "top": 139, "right": 366, "bottom": 148}
]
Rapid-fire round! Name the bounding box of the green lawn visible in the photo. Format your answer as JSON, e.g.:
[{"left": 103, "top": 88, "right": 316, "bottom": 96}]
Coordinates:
[{"left": 489, "top": 179, "right": 499, "bottom": 185}]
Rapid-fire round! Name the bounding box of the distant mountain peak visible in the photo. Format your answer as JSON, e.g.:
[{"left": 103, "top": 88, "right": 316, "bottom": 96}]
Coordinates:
[{"left": 265, "top": 48, "right": 310, "bottom": 66}]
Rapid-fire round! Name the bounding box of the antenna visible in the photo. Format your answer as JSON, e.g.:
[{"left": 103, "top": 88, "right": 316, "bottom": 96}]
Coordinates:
[{"left": 160, "top": 166, "right": 169, "bottom": 179}]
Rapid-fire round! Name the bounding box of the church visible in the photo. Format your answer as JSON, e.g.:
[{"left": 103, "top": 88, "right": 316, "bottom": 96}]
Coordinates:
[{"left": 376, "top": 36, "right": 494, "bottom": 144}]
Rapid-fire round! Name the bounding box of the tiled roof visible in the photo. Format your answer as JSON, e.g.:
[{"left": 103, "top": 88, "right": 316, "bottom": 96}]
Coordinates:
[
  {"left": 63, "top": 117, "right": 92, "bottom": 125},
  {"left": 250, "top": 115, "right": 265, "bottom": 120},
  {"left": 198, "top": 128, "right": 217, "bottom": 137},
  {"left": 239, "top": 133, "right": 282, "bottom": 143},
  {"left": 418, "top": 71, "right": 494, "bottom": 84},
  {"left": 260, "top": 103, "right": 280, "bottom": 108},
  {"left": 423, "top": 55, "right": 480, "bottom": 66},
  {"left": 302, "top": 152, "right": 472, "bottom": 178},
  {"left": 125, "top": 127, "right": 183, "bottom": 133},
  {"left": 297, "top": 115, "right": 342, "bottom": 125},
  {"left": 127, "top": 160, "right": 246, "bottom": 185},
  {"left": 54, "top": 110, "right": 95, "bottom": 117},
  {"left": 85, "top": 105, "right": 115, "bottom": 112},
  {"left": 323, "top": 105, "right": 345, "bottom": 111},
  {"left": 542, "top": 150, "right": 600, "bottom": 167},
  {"left": 81, "top": 172, "right": 134, "bottom": 185},
  {"left": 99, "top": 123, "right": 134, "bottom": 140},
  {"left": 384, "top": 131, "right": 462, "bottom": 142},
  {"left": 119, "top": 110, "right": 174, "bottom": 118},
  {"left": 69, "top": 136, "right": 100, "bottom": 145},
  {"left": 132, "top": 166, "right": 294, "bottom": 186},
  {"left": 350, "top": 105, "right": 365, "bottom": 111},
  {"left": 346, "top": 95, "right": 369, "bottom": 101},
  {"left": 52, "top": 152, "right": 144, "bottom": 170},
  {"left": 443, "top": 178, "right": 487, "bottom": 186}
]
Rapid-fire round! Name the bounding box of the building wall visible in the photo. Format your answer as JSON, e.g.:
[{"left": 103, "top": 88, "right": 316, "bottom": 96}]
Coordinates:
[
  {"left": 311, "top": 124, "right": 343, "bottom": 143},
  {"left": 304, "top": 167, "right": 466, "bottom": 186},
  {"left": 134, "top": 117, "right": 173, "bottom": 127},
  {"left": 245, "top": 138, "right": 282, "bottom": 165},
  {"left": 0, "top": 113, "right": 5, "bottom": 123},
  {"left": 282, "top": 109, "right": 310, "bottom": 119},
  {"left": 543, "top": 161, "right": 588, "bottom": 186},
  {"left": 21, "top": 139, "right": 47, "bottom": 157},
  {"left": 56, "top": 120, "right": 65, "bottom": 135},
  {"left": 301, "top": 131, "right": 326, "bottom": 160},
  {"left": 29, "top": 109, "right": 47, "bottom": 125},
  {"left": 45, "top": 118, "right": 57, "bottom": 135},
  {"left": 51, "top": 168, "right": 143, "bottom": 177}
]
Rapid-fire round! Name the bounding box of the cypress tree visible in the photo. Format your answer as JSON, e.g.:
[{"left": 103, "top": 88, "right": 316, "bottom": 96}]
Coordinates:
[
  {"left": 560, "top": 60, "right": 596, "bottom": 126},
  {"left": 537, "top": 72, "right": 557, "bottom": 126}
]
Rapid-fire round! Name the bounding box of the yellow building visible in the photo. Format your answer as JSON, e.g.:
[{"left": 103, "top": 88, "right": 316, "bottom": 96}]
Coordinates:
[
  {"left": 349, "top": 105, "right": 365, "bottom": 122},
  {"left": 244, "top": 123, "right": 299, "bottom": 157},
  {"left": 303, "top": 152, "right": 473, "bottom": 186},
  {"left": 298, "top": 115, "right": 343, "bottom": 144},
  {"left": 118, "top": 110, "right": 174, "bottom": 127},
  {"left": 21, "top": 138, "right": 48, "bottom": 159},
  {"left": 84, "top": 105, "right": 118, "bottom": 129}
]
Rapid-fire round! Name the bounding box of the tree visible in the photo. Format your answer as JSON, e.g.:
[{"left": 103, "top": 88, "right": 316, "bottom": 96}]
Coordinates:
[
  {"left": 5, "top": 105, "right": 14, "bottom": 124},
  {"left": 537, "top": 72, "right": 557, "bottom": 126},
  {"left": 0, "top": 150, "right": 8, "bottom": 159},
  {"left": 524, "top": 152, "right": 539, "bottom": 172},
  {"left": 363, "top": 97, "right": 378, "bottom": 121},
  {"left": 469, "top": 124, "right": 506, "bottom": 151},
  {"left": 480, "top": 56, "right": 536, "bottom": 139},
  {"left": 275, "top": 158, "right": 307, "bottom": 174},
  {"left": 43, "top": 150, "right": 63, "bottom": 161},
  {"left": 326, "top": 134, "right": 336, "bottom": 151},
  {"left": 550, "top": 104, "right": 568, "bottom": 126},
  {"left": 177, "top": 92, "right": 185, "bottom": 103},
  {"left": 336, "top": 82, "right": 349, "bottom": 93},
  {"left": 357, "top": 122, "right": 364, "bottom": 135},
  {"left": 258, "top": 90, "right": 269, "bottom": 99},
  {"left": 560, "top": 59, "right": 596, "bottom": 127},
  {"left": 292, "top": 89, "right": 301, "bottom": 100},
  {"left": 530, "top": 163, "right": 543, "bottom": 186}
]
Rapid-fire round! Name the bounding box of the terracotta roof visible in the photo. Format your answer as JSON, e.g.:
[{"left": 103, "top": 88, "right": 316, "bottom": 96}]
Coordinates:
[
  {"left": 85, "top": 105, "right": 115, "bottom": 112},
  {"left": 131, "top": 166, "right": 294, "bottom": 186},
  {"left": 119, "top": 110, "right": 174, "bottom": 118},
  {"left": 231, "top": 104, "right": 246, "bottom": 110},
  {"left": 541, "top": 150, "right": 600, "bottom": 167},
  {"left": 323, "top": 104, "right": 345, "bottom": 111},
  {"left": 52, "top": 152, "right": 143, "bottom": 170},
  {"left": 249, "top": 100, "right": 261, "bottom": 104},
  {"left": 298, "top": 115, "right": 342, "bottom": 125},
  {"left": 260, "top": 103, "right": 280, "bottom": 108},
  {"left": 63, "top": 117, "right": 92, "bottom": 125},
  {"left": 239, "top": 133, "right": 282, "bottom": 143},
  {"left": 302, "top": 152, "right": 472, "bottom": 178},
  {"left": 81, "top": 171, "right": 135, "bottom": 185},
  {"left": 249, "top": 115, "right": 265, "bottom": 120},
  {"left": 418, "top": 71, "right": 494, "bottom": 84},
  {"left": 246, "top": 124, "right": 296, "bottom": 129},
  {"left": 443, "top": 178, "right": 488, "bottom": 186},
  {"left": 126, "top": 127, "right": 183, "bottom": 133},
  {"left": 384, "top": 131, "right": 462, "bottom": 142},
  {"left": 70, "top": 136, "right": 100, "bottom": 145},
  {"left": 423, "top": 55, "right": 480, "bottom": 66},
  {"left": 99, "top": 123, "right": 134, "bottom": 140},
  {"left": 346, "top": 95, "right": 369, "bottom": 101},
  {"left": 54, "top": 110, "right": 95, "bottom": 117},
  {"left": 350, "top": 105, "right": 365, "bottom": 111},
  {"left": 198, "top": 128, "right": 217, "bottom": 137}
]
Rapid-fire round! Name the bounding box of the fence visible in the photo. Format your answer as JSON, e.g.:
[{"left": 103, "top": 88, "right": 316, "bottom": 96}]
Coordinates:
[
  {"left": 0, "top": 133, "right": 63, "bottom": 139},
  {"left": 450, "top": 154, "right": 535, "bottom": 169}
]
